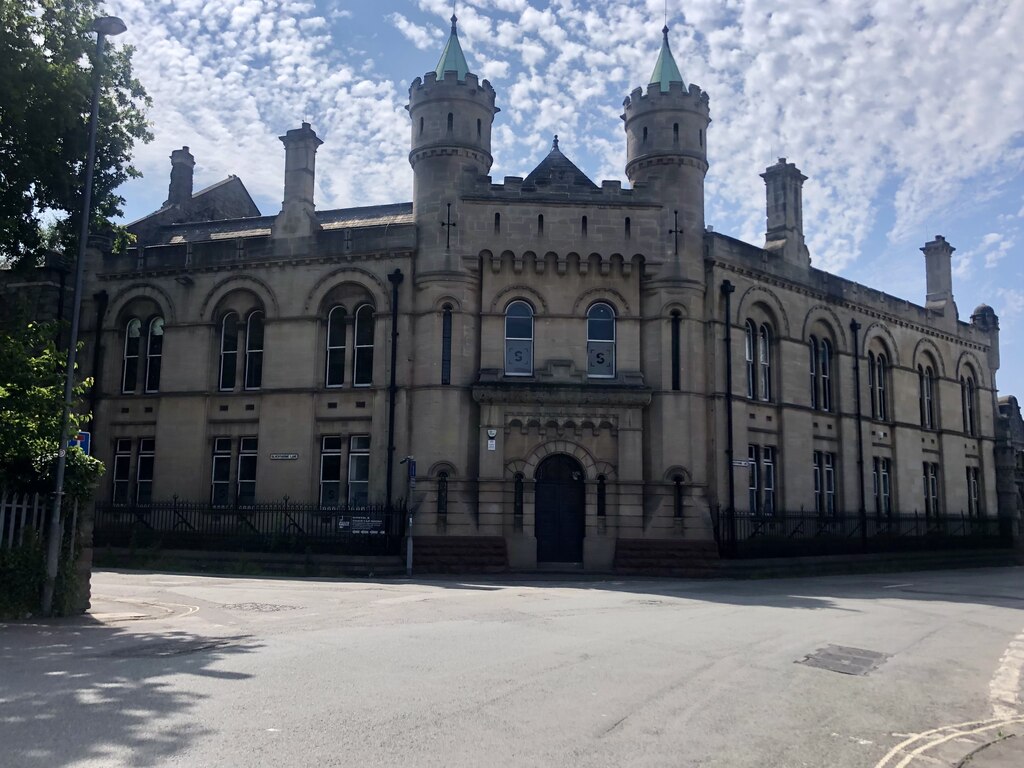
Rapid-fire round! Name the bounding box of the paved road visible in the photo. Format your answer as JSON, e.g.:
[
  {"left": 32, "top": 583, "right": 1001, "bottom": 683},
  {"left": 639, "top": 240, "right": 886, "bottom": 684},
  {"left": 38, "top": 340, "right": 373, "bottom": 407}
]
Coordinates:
[{"left": 2, "top": 568, "right": 1023, "bottom": 767}]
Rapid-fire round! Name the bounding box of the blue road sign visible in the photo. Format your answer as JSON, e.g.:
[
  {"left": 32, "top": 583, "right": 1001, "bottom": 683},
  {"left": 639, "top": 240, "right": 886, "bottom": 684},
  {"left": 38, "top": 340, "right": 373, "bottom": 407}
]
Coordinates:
[{"left": 69, "top": 431, "right": 91, "bottom": 456}]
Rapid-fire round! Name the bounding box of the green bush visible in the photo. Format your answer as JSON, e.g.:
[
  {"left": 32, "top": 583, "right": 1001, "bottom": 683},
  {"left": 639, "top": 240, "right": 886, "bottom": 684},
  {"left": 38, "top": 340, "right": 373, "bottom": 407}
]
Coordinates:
[{"left": 0, "top": 530, "right": 46, "bottom": 619}]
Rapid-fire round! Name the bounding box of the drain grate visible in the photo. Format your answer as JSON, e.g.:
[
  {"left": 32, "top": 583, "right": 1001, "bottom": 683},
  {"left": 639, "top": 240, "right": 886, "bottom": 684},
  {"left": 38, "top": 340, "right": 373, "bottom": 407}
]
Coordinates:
[
  {"left": 797, "top": 645, "right": 890, "bottom": 676},
  {"left": 221, "top": 602, "right": 298, "bottom": 613}
]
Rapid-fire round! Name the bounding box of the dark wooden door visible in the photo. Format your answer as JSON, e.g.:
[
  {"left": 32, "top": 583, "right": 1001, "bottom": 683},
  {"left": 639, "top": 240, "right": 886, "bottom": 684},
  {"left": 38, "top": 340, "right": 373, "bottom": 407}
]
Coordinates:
[{"left": 535, "top": 455, "right": 585, "bottom": 562}]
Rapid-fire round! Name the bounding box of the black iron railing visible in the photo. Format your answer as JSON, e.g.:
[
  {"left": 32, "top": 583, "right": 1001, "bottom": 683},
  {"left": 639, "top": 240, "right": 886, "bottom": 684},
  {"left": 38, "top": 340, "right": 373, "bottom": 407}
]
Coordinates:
[
  {"left": 714, "top": 510, "right": 1018, "bottom": 558},
  {"left": 93, "top": 499, "right": 407, "bottom": 556}
]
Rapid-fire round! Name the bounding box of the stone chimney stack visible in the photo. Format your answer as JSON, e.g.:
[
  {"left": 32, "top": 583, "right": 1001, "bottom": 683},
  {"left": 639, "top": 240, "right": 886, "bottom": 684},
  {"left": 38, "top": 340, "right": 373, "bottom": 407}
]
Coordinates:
[
  {"left": 761, "top": 157, "right": 810, "bottom": 268},
  {"left": 273, "top": 122, "right": 323, "bottom": 239},
  {"left": 921, "top": 235, "right": 956, "bottom": 313},
  {"left": 165, "top": 146, "right": 195, "bottom": 207}
]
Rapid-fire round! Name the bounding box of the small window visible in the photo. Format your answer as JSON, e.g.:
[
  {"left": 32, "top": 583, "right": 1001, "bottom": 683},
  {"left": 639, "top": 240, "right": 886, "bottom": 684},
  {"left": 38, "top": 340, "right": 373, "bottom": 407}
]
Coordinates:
[
  {"left": 112, "top": 438, "right": 132, "bottom": 504},
  {"left": 966, "top": 466, "right": 981, "bottom": 517},
  {"left": 326, "top": 306, "right": 346, "bottom": 387},
  {"left": 441, "top": 304, "right": 453, "bottom": 385},
  {"left": 211, "top": 438, "right": 233, "bottom": 506},
  {"left": 673, "top": 475, "right": 683, "bottom": 518},
  {"left": 354, "top": 304, "right": 374, "bottom": 386},
  {"left": 597, "top": 475, "right": 607, "bottom": 517},
  {"left": 136, "top": 438, "right": 155, "bottom": 505},
  {"left": 320, "top": 436, "right": 343, "bottom": 507},
  {"left": 477, "top": 118, "right": 481, "bottom": 138},
  {"left": 642, "top": 126, "right": 648, "bottom": 144},
  {"left": 813, "top": 451, "right": 837, "bottom": 516},
  {"left": 587, "top": 303, "right": 615, "bottom": 378},
  {"left": 348, "top": 435, "right": 370, "bottom": 507},
  {"left": 673, "top": 123, "right": 679, "bottom": 145},
  {"left": 244, "top": 311, "right": 264, "bottom": 390},
  {"left": 744, "top": 321, "right": 756, "bottom": 399},
  {"left": 237, "top": 437, "right": 258, "bottom": 505},
  {"left": 494, "top": 212, "right": 500, "bottom": 234},
  {"left": 961, "top": 374, "right": 977, "bottom": 436},
  {"left": 419, "top": 116, "right": 424, "bottom": 136},
  {"left": 581, "top": 216, "right": 588, "bottom": 237},
  {"left": 923, "top": 461, "right": 940, "bottom": 517},
  {"left": 699, "top": 129, "right": 704, "bottom": 147},
  {"left": 504, "top": 301, "right": 533, "bottom": 376},
  {"left": 447, "top": 112, "right": 453, "bottom": 133},
  {"left": 537, "top": 214, "right": 544, "bottom": 235},
  {"left": 624, "top": 217, "right": 631, "bottom": 239},
  {"left": 758, "top": 324, "right": 772, "bottom": 402},
  {"left": 122, "top": 318, "right": 142, "bottom": 394},
  {"left": 873, "top": 457, "right": 892, "bottom": 517},
  {"left": 919, "top": 364, "right": 936, "bottom": 429}
]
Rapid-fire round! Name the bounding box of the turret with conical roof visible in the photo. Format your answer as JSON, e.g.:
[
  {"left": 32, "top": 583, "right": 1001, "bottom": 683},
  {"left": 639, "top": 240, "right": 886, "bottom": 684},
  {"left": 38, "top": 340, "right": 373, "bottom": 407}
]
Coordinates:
[
  {"left": 407, "top": 14, "right": 499, "bottom": 266},
  {"left": 622, "top": 24, "right": 710, "bottom": 263}
]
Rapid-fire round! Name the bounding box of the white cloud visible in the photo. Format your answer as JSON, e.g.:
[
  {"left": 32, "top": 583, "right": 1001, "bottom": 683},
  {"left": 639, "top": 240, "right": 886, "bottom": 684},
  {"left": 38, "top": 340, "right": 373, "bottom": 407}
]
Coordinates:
[{"left": 389, "top": 13, "right": 441, "bottom": 51}]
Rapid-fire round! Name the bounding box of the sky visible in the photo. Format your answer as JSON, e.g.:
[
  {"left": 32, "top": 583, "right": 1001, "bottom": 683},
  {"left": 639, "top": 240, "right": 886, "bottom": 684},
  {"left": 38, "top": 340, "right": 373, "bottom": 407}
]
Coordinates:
[{"left": 107, "top": 0, "right": 1024, "bottom": 396}]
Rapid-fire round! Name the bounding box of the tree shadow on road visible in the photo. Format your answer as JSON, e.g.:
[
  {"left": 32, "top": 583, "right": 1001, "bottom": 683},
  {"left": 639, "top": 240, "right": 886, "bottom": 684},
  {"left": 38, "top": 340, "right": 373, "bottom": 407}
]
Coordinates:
[{"left": 0, "top": 618, "right": 261, "bottom": 767}]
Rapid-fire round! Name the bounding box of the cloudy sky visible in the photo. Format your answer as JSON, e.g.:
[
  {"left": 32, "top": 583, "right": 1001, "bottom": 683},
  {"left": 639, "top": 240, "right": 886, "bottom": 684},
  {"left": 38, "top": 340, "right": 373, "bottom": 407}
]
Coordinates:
[{"left": 108, "top": 0, "right": 1024, "bottom": 395}]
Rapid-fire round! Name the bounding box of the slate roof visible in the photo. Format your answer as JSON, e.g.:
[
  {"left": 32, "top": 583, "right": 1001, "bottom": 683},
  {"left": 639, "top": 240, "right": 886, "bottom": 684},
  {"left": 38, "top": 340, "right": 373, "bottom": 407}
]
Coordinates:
[
  {"left": 650, "top": 25, "right": 685, "bottom": 92},
  {"left": 435, "top": 15, "right": 470, "bottom": 81},
  {"left": 523, "top": 137, "right": 598, "bottom": 192}
]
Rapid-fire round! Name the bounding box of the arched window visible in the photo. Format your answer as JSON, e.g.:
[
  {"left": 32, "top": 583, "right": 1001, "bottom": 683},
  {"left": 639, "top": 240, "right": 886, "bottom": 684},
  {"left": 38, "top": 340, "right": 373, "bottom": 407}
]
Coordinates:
[
  {"left": 121, "top": 318, "right": 142, "bottom": 394},
  {"left": 918, "top": 363, "right": 937, "bottom": 429},
  {"left": 758, "top": 324, "right": 772, "bottom": 402},
  {"left": 354, "top": 304, "right": 374, "bottom": 386},
  {"left": 670, "top": 311, "right": 682, "bottom": 391},
  {"left": 597, "top": 475, "right": 607, "bottom": 518},
  {"left": 437, "top": 471, "right": 449, "bottom": 525},
  {"left": 673, "top": 475, "right": 684, "bottom": 519},
  {"left": 513, "top": 472, "right": 525, "bottom": 530},
  {"left": 961, "top": 373, "right": 977, "bottom": 436},
  {"left": 624, "top": 217, "right": 631, "bottom": 239},
  {"left": 587, "top": 302, "right": 615, "bottom": 378},
  {"left": 504, "top": 301, "right": 533, "bottom": 376},
  {"left": 810, "top": 337, "right": 832, "bottom": 412},
  {"left": 244, "top": 310, "right": 264, "bottom": 390},
  {"left": 219, "top": 312, "right": 239, "bottom": 391},
  {"left": 144, "top": 317, "right": 164, "bottom": 393},
  {"left": 744, "top": 320, "right": 756, "bottom": 399},
  {"left": 325, "top": 306, "right": 346, "bottom": 387},
  {"left": 441, "top": 304, "right": 453, "bottom": 385},
  {"left": 868, "top": 350, "right": 889, "bottom": 421},
  {"left": 446, "top": 112, "right": 453, "bottom": 133}
]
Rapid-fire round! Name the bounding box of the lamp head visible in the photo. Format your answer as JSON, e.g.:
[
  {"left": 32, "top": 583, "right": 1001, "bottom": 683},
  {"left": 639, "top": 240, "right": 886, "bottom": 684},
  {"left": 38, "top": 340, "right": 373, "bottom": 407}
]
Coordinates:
[{"left": 92, "top": 16, "right": 127, "bottom": 37}]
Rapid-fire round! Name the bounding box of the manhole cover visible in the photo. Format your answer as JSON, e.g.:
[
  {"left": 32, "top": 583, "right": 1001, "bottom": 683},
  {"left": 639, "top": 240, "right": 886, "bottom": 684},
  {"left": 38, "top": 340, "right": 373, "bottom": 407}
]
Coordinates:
[
  {"left": 797, "top": 645, "right": 889, "bottom": 676},
  {"left": 221, "top": 603, "right": 298, "bottom": 613}
]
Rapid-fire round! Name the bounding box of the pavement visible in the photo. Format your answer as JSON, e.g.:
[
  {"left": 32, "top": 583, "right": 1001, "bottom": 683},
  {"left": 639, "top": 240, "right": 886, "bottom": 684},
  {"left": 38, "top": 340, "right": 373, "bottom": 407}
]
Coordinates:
[{"left": 2, "top": 567, "right": 1023, "bottom": 767}]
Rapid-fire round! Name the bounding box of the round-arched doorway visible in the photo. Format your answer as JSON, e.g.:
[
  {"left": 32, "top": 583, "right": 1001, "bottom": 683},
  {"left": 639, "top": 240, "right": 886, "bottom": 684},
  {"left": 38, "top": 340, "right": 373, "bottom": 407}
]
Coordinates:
[{"left": 534, "top": 454, "right": 585, "bottom": 563}]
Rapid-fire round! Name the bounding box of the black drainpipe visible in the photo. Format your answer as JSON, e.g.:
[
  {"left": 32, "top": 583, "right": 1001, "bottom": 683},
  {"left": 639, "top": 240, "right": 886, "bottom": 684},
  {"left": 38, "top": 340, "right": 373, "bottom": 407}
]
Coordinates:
[
  {"left": 385, "top": 269, "right": 404, "bottom": 509},
  {"left": 721, "top": 280, "right": 736, "bottom": 551},
  {"left": 850, "top": 319, "right": 867, "bottom": 547},
  {"left": 87, "top": 290, "right": 109, "bottom": 433}
]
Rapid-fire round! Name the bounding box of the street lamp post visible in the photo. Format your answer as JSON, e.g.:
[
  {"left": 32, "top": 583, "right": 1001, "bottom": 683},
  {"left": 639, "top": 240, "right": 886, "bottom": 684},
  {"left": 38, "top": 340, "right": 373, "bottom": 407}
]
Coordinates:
[{"left": 41, "top": 16, "right": 127, "bottom": 616}]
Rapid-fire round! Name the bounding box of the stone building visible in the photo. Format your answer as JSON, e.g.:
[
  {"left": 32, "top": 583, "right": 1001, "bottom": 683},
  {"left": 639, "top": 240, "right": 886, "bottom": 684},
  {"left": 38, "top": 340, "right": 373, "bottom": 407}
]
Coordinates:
[{"left": 79, "top": 20, "right": 1017, "bottom": 570}]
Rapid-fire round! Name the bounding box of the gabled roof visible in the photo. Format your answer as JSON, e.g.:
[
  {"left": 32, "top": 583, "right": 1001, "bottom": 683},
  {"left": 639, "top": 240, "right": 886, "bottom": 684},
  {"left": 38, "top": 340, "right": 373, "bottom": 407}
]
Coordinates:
[
  {"left": 650, "top": 25, "right": 685, "bottom": 92},
  {"left": 523, "top": 136, "right": 598, "bottom": 192},
  {"left": 435, "top": 14, "right": 470, "bottom": 81}
]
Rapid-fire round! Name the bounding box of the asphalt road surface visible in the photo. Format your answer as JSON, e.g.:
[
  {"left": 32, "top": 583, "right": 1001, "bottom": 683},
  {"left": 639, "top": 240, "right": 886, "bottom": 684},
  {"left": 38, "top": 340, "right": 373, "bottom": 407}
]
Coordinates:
[{"left": 2, "top": 568, "right": 1023, "bottom": 767}]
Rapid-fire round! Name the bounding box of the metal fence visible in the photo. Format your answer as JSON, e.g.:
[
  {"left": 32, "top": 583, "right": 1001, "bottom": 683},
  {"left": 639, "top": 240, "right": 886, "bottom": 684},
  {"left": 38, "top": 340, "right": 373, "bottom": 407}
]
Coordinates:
[
  {"left": 713, "top": 509, "right": 1019, "bottom": 558},
  {"left": 1, "top": 491, "right": 48, "bottom": 549},
  {"left": 93, "top": 499, "right": 407, "bottom": 556}
]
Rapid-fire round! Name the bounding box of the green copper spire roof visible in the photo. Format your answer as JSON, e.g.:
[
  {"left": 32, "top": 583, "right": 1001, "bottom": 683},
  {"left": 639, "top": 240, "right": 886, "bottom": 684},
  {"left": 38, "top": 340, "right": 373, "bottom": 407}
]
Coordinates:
[
  {"left": 649, "top": 25, "right": 685, "bottom": 92},
  {"left": 435, "top": 14, "right": 470, "bottom": 81}
]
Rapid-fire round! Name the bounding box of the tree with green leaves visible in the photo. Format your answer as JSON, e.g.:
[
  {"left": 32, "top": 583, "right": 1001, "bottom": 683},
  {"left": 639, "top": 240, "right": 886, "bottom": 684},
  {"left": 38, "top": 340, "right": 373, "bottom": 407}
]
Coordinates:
[
  {"left": 0, "top": 0, "right": 152, "bottom": 268},
  {"left": 0, "top": 321, "right": 104, "bottom": 498}
]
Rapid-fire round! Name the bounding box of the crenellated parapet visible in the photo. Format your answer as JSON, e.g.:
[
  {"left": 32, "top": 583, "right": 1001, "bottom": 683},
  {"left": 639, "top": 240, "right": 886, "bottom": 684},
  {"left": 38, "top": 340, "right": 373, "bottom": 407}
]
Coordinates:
[
  {"left": 481, "top": 249, "right": 643, "bottom": 278},
  {"left": 621, "top": 81, "right": 711, "bottom": 182},
  {"left": 407, "top": 70, "right": 499, "bottom": 175}
]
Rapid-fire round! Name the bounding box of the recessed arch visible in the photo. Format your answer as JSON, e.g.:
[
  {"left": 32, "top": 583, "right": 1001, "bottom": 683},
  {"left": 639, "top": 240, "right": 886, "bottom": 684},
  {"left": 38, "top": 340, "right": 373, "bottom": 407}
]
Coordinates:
[
  {"left": 200, "top": 275, "right": 279, "bottom": 321},
  {"left": 912, "top": 338, "right": 947, "bottom": 377},
  {"left": 862, "top": 322, "right": 900, "bottom": 366},
  {"left": 735, "top": 285, "right": 791, "bottom": 336},
  {"left": 490, "top": 284, "right": 548, "bottom": 313},
  {"left": 520, "top": 440, "right": 600, "bottom": 480},
  {"left": 662, "top": 465, "right": 692, "bottom": 483},
  {"left": 956, "top": 350, "right": 987, "bottom": 388},
  {"left": 801, "top": 305, "right": 848, "bottom": 350},
  {"left": 303, "top": 266, "right": 389, "bottom": 314},
  {"left": 572, "top": 287, "right": 632, "bottom": 315},
  {"left": 428, "top": 461, "right": 458, "bottom": 478},
  {"left": 107, "top": 283, "right": 176, "bottom": 326}
]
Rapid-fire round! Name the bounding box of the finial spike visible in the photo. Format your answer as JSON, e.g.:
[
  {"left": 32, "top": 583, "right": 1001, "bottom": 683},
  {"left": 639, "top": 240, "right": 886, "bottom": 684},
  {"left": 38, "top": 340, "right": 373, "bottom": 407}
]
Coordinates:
[
  {"left": 552, "top": 134, "right": 559, "bottom": 150},
  {"left": 451, "top": 14, "right": 457, "bottom": 33}
]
